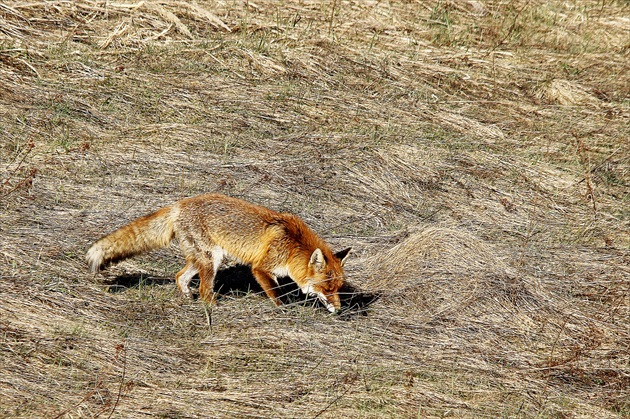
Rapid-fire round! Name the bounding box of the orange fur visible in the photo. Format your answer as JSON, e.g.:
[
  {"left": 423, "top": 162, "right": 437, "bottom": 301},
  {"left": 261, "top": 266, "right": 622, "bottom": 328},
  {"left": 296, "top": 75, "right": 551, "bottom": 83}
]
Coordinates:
[{"left": 86, "top": 193, "right": 351, "bottom": 312}]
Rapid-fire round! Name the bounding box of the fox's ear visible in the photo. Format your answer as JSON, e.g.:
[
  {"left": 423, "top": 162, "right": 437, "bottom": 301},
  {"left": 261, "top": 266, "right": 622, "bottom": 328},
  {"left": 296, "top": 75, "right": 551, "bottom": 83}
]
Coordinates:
[
  {"left": 334, "top": 247, "right": 352, "bottom": 266},
  {"left": 309, "top": 248, "right": 326, "bottom": 272}
]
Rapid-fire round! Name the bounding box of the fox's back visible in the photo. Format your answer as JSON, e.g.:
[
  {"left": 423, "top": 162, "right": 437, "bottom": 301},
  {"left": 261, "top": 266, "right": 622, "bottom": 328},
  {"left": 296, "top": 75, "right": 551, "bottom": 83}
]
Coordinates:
[{"left": 173, "top": 194, "right": 289, "bottom": 263}]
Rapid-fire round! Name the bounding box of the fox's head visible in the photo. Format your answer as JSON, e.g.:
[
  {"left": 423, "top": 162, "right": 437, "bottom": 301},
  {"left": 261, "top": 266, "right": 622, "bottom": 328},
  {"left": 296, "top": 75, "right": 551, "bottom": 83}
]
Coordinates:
[{"left": 303, "top": 247, "right": 351, "bottom": 313}]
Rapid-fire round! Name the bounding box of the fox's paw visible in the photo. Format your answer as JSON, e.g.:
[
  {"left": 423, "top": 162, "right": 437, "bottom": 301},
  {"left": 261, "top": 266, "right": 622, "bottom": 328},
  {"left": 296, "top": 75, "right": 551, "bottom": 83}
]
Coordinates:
[
  {"left": 199, "top": 291, "right": 218, "bottom": 305},
  {"left": 272, "top": 302, "right": 290, "bottom": 314}
]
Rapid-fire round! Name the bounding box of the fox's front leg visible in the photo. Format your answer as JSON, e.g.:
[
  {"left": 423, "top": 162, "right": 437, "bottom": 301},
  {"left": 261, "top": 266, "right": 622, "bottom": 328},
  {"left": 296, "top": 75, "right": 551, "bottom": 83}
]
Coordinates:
[
  {"left": 251, "top": 268, "right": 282, "bottom": 307},
  {"left": 197, "top": 263, "right": 218, "bottom": 304}
]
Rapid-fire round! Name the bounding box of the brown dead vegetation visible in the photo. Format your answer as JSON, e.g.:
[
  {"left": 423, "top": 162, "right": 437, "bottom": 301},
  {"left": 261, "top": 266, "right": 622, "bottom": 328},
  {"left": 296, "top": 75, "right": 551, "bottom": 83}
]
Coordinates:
[{"left": 1, "top": 0, "right": 628, "bottom": 418}]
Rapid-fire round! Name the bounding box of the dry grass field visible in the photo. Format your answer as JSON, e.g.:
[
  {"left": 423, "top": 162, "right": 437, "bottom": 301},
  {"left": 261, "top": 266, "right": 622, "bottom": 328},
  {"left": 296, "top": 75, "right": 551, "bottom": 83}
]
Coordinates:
[{"left": 1, "top": 0, "right": 628, "bottom": 417}]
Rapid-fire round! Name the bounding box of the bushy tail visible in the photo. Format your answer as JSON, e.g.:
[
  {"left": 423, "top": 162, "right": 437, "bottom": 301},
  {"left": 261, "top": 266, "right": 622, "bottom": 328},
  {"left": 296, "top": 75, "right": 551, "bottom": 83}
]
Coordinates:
[{"left": 86, "top": 206, "right": 176, "bottom": 272}]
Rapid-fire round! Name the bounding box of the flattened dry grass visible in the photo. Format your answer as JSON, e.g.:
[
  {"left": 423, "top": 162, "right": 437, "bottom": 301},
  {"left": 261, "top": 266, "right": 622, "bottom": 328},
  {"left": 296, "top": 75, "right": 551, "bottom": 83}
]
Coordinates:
[{"left": 1, "top": 1, "right": 628, "bottom": 417}]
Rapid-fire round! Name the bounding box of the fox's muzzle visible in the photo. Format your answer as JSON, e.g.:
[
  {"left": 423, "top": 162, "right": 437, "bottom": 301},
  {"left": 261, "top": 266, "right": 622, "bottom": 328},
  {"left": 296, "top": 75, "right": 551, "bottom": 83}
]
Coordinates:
[{"left": 319, "top": 292, "right": 341, "bottom": 313}]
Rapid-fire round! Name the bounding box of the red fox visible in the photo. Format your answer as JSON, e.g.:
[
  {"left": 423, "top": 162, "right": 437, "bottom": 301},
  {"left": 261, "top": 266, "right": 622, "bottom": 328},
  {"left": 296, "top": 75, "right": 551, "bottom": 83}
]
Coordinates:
[{"left": 86, "top": 193, "right": 351, "bottom": 312}]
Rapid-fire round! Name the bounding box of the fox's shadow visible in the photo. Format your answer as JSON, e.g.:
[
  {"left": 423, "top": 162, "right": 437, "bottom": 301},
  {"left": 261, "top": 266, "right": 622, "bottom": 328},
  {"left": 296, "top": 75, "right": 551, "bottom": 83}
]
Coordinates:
[{"left": 106, "top": 264, "right": 379, "bottom": 318}]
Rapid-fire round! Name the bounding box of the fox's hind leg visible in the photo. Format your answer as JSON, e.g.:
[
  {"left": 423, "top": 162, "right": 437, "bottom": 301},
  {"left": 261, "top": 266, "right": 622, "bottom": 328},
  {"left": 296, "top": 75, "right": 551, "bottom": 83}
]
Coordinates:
[{"left": 176, "top": 257, "right": 198, "bottom": 299}]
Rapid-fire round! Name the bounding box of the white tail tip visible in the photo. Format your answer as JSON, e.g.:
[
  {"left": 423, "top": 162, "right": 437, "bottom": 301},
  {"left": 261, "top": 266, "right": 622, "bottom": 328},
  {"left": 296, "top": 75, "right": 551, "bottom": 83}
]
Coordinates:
[{"left": 86, "top": 244, "right": 104, "bottom": 273}]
